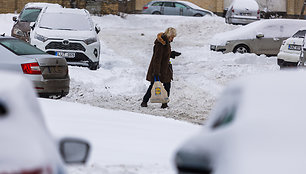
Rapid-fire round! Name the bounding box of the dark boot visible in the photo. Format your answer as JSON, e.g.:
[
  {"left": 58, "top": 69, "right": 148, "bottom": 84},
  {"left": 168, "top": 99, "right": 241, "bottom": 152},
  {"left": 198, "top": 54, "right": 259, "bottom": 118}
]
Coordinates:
[
  {"left": 161, "top": 103, "right": 168, "bottom": 109},
  {"left": 141, "top": 101, "right": 147, "bottom": 107}
]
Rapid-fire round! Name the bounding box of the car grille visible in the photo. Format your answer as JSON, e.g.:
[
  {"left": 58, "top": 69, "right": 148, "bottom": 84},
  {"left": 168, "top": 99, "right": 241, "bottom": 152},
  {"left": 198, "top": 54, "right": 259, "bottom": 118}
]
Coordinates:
[{"left": 45, "top": 42, "right": 86, "bottom": 52}]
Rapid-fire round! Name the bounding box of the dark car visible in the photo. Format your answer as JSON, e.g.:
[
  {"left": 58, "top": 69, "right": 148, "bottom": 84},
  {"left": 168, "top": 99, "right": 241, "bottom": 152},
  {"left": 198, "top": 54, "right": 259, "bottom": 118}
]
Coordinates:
[{"left": 11, "top": 2, "right": 62, "bottom": 42}]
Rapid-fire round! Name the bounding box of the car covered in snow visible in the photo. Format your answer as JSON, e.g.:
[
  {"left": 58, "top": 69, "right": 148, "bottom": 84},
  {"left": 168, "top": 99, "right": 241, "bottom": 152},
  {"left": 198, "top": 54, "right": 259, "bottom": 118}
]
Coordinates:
[
  {"left": 0, "top": 35, "right": 70, "bottom": 98},
  {"left": 30, "top": 7, "right": 101, "bottom": 70},
  {"left": 174, "top": 71, "right": 306, "bottom": 174},
  {"left": 0, "top": 71, "right": 90, "bottom": 174},
  {"left": 210, "top": 19, "right": 306, "bottom": 56},
  {"left": 277, "top": 29, "right": 306, "bottom": 68},
  {"left": 11, "top": 2, "right": 62, "bottom": 42},
  {"left": 225, "top": 0, "right": 260, "bottom": 25},
  {"left": 142, "top": 0, "right": 214, "bottom": 17}
]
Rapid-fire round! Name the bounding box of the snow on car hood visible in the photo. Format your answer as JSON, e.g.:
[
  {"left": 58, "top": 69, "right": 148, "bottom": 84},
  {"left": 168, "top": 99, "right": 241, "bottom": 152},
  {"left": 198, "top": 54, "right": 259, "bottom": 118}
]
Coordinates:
[
  {"left": 35, "top": 27, "right": 96, "bottom": 40},
  {"left": 210, "top": 19, "right": 306, "bottom": 46}
]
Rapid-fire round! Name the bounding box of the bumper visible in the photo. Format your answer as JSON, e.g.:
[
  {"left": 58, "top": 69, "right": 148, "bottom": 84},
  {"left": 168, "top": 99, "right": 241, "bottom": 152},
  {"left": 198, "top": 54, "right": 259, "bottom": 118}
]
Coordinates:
[
  {"left": 229, "top": 17, "right": 259, "bottom": 25},
  {"left": 277, "top": 51, "right": 300, "bottom": 63},
  {"left": 33, "top": 78, "right": 70, "bottom": 97},
  {"left": 32, "top": 39, "right": 100, "bottom": 65}
]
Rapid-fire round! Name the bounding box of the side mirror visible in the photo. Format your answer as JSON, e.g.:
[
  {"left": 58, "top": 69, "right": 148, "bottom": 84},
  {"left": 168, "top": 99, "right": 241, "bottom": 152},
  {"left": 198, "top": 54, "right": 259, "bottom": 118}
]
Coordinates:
[
  {"left": 12, "top": 16, "right": 17, "bottom": 22},
  {"left": 30, "top": 22, "right": 36, "bottom": 30},
  {"left": 59, "top": 138, "right": 90, "bottom": 164},
  {"left": 95, "top": 25, "right": 101, "bottom": 34},
  {"left": 256, "top": 33, "right": 264, "bottom": 39}
]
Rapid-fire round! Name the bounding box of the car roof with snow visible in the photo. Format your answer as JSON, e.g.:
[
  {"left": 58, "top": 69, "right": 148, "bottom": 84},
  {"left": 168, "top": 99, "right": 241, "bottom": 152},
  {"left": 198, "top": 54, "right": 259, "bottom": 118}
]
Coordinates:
[
  {"left": 44, "top": 7, "right": 88, "bottom": 15},
  {"left": 176, "top": 1, "right": 213, "bottom": 13},
  {"left": 210, "top": 19, "right": 306, "bottom": 45},
  {"left": 229, "top": 0, "right": 259, "bottom": 10},
  {"left": 24, "top": 2, "right": 62, "bottom": 9}
]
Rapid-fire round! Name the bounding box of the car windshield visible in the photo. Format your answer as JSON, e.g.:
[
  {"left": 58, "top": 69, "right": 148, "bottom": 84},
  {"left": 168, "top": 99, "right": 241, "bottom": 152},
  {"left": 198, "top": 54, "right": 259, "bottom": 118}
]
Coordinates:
[
  {"left": 19, "top": 8, "right": 41, "bottom": 22},
  {"left": 39, "top": 13, "right": 92, "bottom": 31},
  {"left": 0, "top": 39, "right": 46, "bottom": 55},
  {"left": 292, "top": 30, "right": 306, "bottom": 38}
]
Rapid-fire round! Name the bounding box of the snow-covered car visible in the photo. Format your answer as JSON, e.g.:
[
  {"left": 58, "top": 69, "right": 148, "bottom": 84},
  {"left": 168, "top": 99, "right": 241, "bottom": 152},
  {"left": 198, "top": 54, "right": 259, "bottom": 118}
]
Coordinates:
[
  {"left": 277, "top": 29, "right": 306, "bottom": 68},
  {"left": 0, "top": 71, "right": 90, "bottom": 173},
  {"left": 142, "top": 0, "right": 214, "bottom": 17},
  {"left": 225, "top": 0, "right": 260, "bottom": 25},
  {"left": 210, "top": 19, "right": 306, "bottom": 56},
  {"left": 11, "top": 2, "right": 62, "bottom": 42},
  {"left": 30, "top": 7, "right": 101, "bottom": 70},
  {"left": 174, "top": 71, "right": 306, "bottom": 174},
  {"left": 0, "top": 35, "right": 69, "bottom": 98}
]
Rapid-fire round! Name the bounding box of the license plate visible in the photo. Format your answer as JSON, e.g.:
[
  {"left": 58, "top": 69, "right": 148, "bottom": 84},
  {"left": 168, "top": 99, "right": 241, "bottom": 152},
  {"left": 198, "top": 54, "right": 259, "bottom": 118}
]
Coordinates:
[
  {"left": 288, "top": 44, "right": 301, "bottom": 51},
  {"left": 56, "top": 52, "right": 75, "bottom": 58},
  {"left": 241, "top": 13, "right": 251, "bottom": 16}
]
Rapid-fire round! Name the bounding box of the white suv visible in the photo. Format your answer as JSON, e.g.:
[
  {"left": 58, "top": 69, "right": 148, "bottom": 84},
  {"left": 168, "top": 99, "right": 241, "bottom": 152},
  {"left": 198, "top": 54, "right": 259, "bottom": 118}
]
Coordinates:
[
  {"left": 30, "top": 7, "right": 101, "bottom": 70},
  {"left": 277, "top": 29, "right": 306, "bottom": 68}
]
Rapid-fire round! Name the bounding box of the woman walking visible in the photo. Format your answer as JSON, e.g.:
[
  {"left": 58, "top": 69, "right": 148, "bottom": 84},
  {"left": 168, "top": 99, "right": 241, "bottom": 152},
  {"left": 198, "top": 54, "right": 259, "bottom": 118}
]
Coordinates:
[{"left": 141, "top": 27, "right": 180, "bottom": 108}]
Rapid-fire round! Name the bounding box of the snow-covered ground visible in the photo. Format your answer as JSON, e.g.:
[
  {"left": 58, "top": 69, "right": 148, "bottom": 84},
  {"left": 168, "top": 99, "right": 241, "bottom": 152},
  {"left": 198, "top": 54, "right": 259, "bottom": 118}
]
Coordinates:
[
  {"left": 0, "top": 12, "right": 281, "bottom": 174},
  {"left": 0, "top": 13, "right": 278, "bottom": 124}
]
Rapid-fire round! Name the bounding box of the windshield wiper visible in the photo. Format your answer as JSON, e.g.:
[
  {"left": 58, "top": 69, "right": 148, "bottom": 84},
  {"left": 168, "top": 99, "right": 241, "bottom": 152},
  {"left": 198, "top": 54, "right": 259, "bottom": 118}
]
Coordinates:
[
  {"left": 40, "top": 26, "right": 53, "bottom": 30},
  {"left": 57, "top": 28, "right": 74, "bottom": 31}
]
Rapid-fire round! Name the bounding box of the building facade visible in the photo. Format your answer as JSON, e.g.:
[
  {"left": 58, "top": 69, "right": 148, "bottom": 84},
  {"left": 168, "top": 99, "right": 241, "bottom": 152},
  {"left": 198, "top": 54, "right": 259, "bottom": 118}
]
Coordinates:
[{"left": 0, "top": 0, "right": 305, "bottom": 17}]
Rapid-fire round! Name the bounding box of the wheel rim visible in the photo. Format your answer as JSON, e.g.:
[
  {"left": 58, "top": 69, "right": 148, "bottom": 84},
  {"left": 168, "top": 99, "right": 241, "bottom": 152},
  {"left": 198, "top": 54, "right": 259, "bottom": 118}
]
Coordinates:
[{"left": 236, "top": 46, "right": 248, "bottom": 53}]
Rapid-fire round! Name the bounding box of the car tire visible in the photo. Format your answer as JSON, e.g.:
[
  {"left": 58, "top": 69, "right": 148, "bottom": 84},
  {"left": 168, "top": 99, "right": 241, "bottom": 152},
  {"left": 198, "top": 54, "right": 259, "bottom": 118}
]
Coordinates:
[
  {"left": 194, "top": 14, "right": 203, "bottom": 17},
  {"left": 152, "top": 11, "right": 161, "bottom": 15},
  {"left": 89, "top": 61, "right": 99, "bottom": 70},
  {"left": 233, "top": 45, "right": 250, "bottom": 54},
  {"left": 225, "top": 17, "right": 229, "bottom": 23}
]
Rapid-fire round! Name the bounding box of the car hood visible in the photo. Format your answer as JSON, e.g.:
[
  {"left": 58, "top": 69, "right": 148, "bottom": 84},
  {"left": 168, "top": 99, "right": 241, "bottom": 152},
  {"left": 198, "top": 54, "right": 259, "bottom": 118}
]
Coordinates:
[
  {"left": 13, "top": 21, "right": 31, "bottom": 33},
  {"left": 35, "top": 27, "right": 97, "bottom": 40}
]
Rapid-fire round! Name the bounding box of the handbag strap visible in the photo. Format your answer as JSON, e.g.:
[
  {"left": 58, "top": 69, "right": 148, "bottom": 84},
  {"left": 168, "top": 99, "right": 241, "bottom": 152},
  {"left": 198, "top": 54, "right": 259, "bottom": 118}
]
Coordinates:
[{"left": 154, "top": 76, "right": 160, "bottom": 82}]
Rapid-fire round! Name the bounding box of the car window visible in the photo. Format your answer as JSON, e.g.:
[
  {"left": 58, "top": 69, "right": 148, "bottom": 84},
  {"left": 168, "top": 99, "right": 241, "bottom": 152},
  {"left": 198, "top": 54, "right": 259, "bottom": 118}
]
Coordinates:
[
  {"left": 163, "top": 2, "right": 174, "bottom": 7},
  {"left": 212, "top": 107, "right": 236, "bottom": 129},
  {"left": 152, "top": 2, "right": 163, "bottom": 6},
  {"left": 262, "top": 24, "right": 282, "bottom": 38},
  {"left": 175, "top": 3, "right": 187, "bottom": 8},
  {"left": 0, "top": 39, "right": 46, "bottom": 55},
  {"left": 19, "top": 8, "right": 42, "bottom": 22},
  {"left": 292, "top": 30, "right": 306, "bottom": 38},
  {"left": 39, "top": 13, "right": 92, "bottom": 31}
]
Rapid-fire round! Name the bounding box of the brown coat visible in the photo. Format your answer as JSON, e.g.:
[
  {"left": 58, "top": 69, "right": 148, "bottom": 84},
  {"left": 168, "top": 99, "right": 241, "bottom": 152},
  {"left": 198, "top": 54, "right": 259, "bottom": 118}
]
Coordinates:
[{"left": 146, "top": 33, "right": 173, "bottom": 83}]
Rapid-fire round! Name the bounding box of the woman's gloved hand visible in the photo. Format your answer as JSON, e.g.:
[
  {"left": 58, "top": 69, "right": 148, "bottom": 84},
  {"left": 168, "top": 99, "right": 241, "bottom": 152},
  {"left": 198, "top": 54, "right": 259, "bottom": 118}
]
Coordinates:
[{"left": 170, "top": 51, "right": 181, "bottom": 59}]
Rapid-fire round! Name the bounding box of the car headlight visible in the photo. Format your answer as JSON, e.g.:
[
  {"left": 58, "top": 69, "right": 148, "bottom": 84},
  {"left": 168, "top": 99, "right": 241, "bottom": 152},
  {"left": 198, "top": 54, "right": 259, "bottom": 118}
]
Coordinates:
[
  {"left": 13, "top": 28, "right": 25, "bottom": 37},
  {"left": 84, "top": 37, "right": 97, "bottom": 45},
  {"left": 34, "top": 33, "right": 48, "bottom": 42}
]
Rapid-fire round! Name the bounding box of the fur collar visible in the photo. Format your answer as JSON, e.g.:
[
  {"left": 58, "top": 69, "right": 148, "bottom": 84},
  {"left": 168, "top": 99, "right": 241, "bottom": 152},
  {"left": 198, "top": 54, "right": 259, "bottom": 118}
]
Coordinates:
[{"left": 156, "top": 32, "right": 168, "bottom": 45}]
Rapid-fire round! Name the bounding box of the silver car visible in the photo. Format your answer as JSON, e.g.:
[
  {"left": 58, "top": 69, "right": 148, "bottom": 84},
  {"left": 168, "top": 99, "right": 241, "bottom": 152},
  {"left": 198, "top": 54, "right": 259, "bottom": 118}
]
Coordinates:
[
  {"left": 225, "top": 0, "right": 260, "bottom": 25},
  {"left": 0, "top": 36, "right": 70, "bottom": 98},
  {"left": 142, "top": 0, "right": 214, "bottom": 17},
  {"left": 210, "top": 19, "right": 306, "bottom": 56}
]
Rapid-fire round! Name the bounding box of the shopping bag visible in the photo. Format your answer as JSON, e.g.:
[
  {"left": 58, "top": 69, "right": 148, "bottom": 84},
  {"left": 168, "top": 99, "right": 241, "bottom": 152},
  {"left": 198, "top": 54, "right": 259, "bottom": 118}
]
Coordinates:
[{"left": 150, "top": 77, "right": 169, "bottom": 103}]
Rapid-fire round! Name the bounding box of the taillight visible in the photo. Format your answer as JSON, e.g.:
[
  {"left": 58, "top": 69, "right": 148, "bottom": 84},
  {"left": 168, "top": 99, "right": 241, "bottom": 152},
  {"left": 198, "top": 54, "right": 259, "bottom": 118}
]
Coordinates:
[
  {"left": 143, "top": 6, "right": 148, "bottom": 10},
  {"left": 21, "top": 168, "right": 43, "bottom": 174},
  {"left": 232, "top": 8, "right": 234, "bottom": 13},
  {"left": 257, "top": 9, "right": 260, "bottom": 14},
  {"left": 21, "top": 62, "right": 41, "bottom": 75}
]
